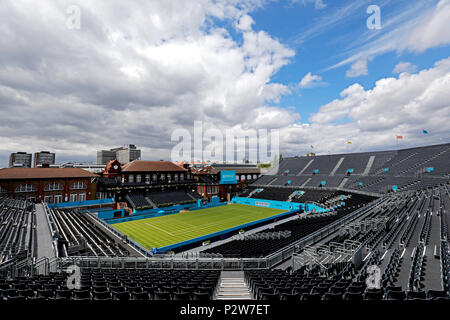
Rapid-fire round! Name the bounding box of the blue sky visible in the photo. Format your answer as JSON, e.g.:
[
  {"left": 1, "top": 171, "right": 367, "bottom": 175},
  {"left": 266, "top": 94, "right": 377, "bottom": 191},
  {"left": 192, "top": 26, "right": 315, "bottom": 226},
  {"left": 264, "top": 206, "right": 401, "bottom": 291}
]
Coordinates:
[{"left": 244, "top": 0, "right": 450, "bottom": 123}]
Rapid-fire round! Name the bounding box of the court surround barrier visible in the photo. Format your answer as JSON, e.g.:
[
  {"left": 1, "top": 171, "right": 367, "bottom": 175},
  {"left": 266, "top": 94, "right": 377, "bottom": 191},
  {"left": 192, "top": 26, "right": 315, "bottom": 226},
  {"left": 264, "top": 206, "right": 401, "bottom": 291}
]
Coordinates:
[
  {"left": 105, "top": 202, "right": 227, "bottom": 224},
  {"left": 47, "top": 198, "right": 115, "bottom": 209},
  {"left": 155, "top": 207, "right": 299, "bottom": 253}
]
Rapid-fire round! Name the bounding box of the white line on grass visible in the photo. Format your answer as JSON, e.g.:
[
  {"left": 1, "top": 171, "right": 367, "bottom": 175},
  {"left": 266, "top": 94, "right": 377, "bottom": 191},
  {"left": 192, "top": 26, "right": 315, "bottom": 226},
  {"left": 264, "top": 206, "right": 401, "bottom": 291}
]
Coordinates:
[{"left": 145, "top": 223, "right": 175, "bottom": 236}]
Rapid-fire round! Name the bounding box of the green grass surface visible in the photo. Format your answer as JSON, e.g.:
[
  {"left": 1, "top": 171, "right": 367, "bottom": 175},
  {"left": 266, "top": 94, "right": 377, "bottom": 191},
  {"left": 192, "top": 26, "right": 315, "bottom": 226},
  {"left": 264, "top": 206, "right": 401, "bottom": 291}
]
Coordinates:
[{"left": 112, "top": 204, "right": 286, "bottom": 249}]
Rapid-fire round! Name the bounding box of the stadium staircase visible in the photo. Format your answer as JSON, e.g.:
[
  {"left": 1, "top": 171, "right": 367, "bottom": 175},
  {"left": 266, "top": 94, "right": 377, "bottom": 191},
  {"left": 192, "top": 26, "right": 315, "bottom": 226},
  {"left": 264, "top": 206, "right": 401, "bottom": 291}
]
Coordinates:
[
  {"left": 400, "top": 146, "right": 450, "bottom": 175},
  {"left": 215, "top": 271, "right": 253, "bottom": 300},
  {"left": 187, "top": 193, "right": 198, "bottom": 201},
  {"left": 362, "top": 155, "right": 375, "bottom": 175},
  {"left": 297, "top": 159, "right": 314, "bottom": 175},
  {"left": 287, "top": 191, "right": 297, "bottom": 202},
  {"left": 125, "top": 195, "right": 137, "bottom": 209},
  {"left": 247, "top": 188, "right": 259, "bottom": 198},
  {"left": 330, "top": 157, "right": 344, "bottom": 176},
  {"left": 300, "top": 177, "right": 311, "bottom": 187},
  {"left": 338, "top": 177, "right": 349, "bottom": 188},
  {"left": 144, "top": 197, "right": 157, "bottom": 209}
]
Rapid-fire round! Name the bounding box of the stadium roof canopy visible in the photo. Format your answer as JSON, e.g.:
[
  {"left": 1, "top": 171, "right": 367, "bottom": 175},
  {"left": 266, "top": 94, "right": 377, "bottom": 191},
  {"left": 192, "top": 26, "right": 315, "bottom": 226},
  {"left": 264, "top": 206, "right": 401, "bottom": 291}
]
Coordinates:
[{"left": 122, "top": 160, "right": 187, "bottom": 173}]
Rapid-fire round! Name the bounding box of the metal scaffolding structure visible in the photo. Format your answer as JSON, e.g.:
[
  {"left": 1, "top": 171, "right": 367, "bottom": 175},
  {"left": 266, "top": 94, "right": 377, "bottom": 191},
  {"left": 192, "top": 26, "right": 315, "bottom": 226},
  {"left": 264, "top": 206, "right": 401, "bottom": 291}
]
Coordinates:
[{"left": 292, "top": 239, "right": 362, "bottom": 272}]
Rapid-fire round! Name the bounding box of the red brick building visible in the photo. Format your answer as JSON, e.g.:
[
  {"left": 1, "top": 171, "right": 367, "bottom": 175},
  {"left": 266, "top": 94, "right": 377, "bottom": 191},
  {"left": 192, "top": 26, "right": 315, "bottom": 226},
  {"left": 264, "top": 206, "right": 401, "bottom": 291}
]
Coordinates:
[
  {"left": 121, "top": 160, "right": 188, "bottom": 184},
  {"left": 188, "top": 164, "right": 261, "bottom": 201},
  {"left": 0, "top": 167, "right": 98, "bottom": 203}
]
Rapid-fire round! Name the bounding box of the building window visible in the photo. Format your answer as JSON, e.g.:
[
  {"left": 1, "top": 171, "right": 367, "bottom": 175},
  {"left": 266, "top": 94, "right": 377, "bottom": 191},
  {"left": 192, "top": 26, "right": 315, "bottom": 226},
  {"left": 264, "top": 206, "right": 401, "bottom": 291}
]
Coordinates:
[
  {"left": 247, "top": 174, "right": 252, "bottom": 180},
  {"left": 44, "top": 182, "right": 63, "bottom": 191},
  {"left": 0, "top": 186, "right": 6, "bottom": 193},
  {"left": 128, "top": 175, "right": 134, "bottom": 183},
  {"left": 167, "top": 174, "right": 172, "bottom": 182},
  {"left": 79, "top": 193, "right": 86, "bottom": 201},
  {"left": 70, "top": 181, "right": 87, "bottom": 190},
  {"left": 253, "top": 174, "right": 257, "bottom": 179},
  {"left": 236, "top": 175, "right": 239, "bottom": 181},
  {"left": 70, "top": 193, "right": 78, "bottom": 202},
  {"left": 174, "top": 174, "right": 179, "bottom": 181},
  {"left": 241, "top": 175, "right": 246, "bottom": 181},
  {"left": 160, "top": 174, "right": 165, "bottom": 181},
  {"left": 136, "top": 174, "right": 142, "bottom": 183},
  {"left": 180, "top": 174, "right": 184, "bottom": 181},
  {"left": 145, "top": 174, "right": 151, "bottom": 183},
  {"left": 54, "top": 194, "right": 62, "bottom": 203},
  {"left": 15, "top": 184, "right": 37, "bottom": 193},
  {"left": 44, "top": 195, "right": 53, "bottom": 203},
  {"left": 152, "top": 174, "right": 157, "bottom": 182}
]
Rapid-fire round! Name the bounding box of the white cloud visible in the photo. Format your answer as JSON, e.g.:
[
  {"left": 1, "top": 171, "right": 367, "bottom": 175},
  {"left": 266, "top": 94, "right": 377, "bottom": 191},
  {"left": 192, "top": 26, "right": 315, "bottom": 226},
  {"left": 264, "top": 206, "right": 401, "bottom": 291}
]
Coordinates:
[
  {"left": 299, "top": 72, "right": 323, "bottom": 88},
  {"left": 393, "top": 62, "right": 418, "bottom": 74},
  {"left": 292, "top": 58, "right": 450, "bottom": 155},
  {"left": 329, "top": 0, "right": 450, "bottom": 73},
  {"left": 314, "top": 0, "right": 327, "bottom": 10},
  {"left": 293, "top": 0, "right": 327, "bottom": 10},
  {"left": 235, "top": 14, "right": 255, "bottom": 32},
  {"left": 0, "top": 0, "right": 447, "bottom": 165},
  {"left": 346, "top": 58, "right": 368, "bottom": 78},
  {"left": 0, "top": 0, "right": 295, "bottom": 166},
  {"left": 400, "top": 0, "right": 450, "bottom": 52}
]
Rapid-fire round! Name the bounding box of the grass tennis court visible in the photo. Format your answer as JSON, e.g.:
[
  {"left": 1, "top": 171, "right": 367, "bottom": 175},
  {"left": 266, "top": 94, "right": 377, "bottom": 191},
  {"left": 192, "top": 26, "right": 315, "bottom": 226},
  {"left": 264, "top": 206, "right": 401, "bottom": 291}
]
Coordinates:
[{"left": 111, "top": 204, "right": 287, "bottom": 250}]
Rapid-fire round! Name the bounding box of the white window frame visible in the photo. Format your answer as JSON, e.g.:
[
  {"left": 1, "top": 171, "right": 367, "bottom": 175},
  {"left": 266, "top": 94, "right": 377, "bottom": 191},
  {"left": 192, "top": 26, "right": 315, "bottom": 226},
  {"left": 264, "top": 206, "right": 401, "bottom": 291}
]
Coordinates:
[
  {"left": 78, "top": 192, "right": 86, "bottom": 201},
  {"left": 15, "top": 184, "right": 37, "bottom": 193},
  {"left": 44, "top": 182, "right": 63, "bottom": 191},
  {"left": 70, "top": 181, "right": 87, "bottom": 190},
  {"left": 54, "top": 194, "right": 63, "bottom": 203}
]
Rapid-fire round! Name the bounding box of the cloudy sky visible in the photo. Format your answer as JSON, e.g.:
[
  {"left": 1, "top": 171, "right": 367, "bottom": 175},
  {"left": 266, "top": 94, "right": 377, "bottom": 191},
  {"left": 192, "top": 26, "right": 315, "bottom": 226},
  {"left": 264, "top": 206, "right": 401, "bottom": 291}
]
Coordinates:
[{"left": 0, "top": 0, "right": 449, "bottom": 166}]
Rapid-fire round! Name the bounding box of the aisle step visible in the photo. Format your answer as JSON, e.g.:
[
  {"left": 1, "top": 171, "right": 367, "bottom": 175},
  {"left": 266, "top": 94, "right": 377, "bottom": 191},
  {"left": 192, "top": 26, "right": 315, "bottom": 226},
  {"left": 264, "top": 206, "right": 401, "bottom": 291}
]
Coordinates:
[{"left": 215, "top": 272, "right": 253, "bottom": 300}]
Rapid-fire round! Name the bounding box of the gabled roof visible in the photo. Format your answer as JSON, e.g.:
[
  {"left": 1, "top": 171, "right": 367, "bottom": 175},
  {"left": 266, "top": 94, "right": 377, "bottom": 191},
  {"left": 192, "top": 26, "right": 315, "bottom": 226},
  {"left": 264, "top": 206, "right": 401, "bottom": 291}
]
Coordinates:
[
  {"left": 0, "top": 168, "right": 98, "bottom": 180},
  {"left": 122, "top": 160, "right": 187, "bottom": 173}
]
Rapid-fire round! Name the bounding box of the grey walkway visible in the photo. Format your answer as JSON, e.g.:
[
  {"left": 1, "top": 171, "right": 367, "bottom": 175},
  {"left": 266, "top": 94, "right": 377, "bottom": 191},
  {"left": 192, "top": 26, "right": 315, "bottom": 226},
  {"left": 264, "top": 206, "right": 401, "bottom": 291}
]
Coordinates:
[
  {"left": 423, "top": 204, "right": 444, "bottom": 290},
  {"left": 35, "top": 204, "right": 56, "bottom": 260}
]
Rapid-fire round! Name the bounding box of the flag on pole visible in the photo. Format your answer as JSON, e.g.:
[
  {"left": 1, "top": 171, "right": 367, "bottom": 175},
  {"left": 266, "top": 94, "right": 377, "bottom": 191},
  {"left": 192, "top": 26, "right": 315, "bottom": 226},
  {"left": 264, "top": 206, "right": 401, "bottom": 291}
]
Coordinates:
[
  {"left": 310, "top": 145, "right": 314, "bottom": 149},
  {"left": 422, "top": 129, "right": 428, "bottom": 134},
  {"left": 347, "top": 141, "right": 352, "bottom": 144},
  {"left": 396, "top": 135, "right": 403, "bottom": 139}
]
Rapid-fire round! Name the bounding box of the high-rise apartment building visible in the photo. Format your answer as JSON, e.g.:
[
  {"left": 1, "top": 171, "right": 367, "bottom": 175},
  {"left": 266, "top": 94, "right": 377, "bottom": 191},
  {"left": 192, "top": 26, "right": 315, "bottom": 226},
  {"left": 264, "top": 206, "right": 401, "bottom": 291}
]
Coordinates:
[
  {"left": 9, "top": 152, "right": 32, "bottom": 168},
  {"left": 96, "top": 145, "right": 141, "bottom": 165},
  {"left": 33, "top": 151, "right": 56, "bottom": 167}
]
